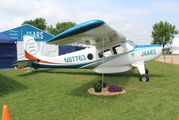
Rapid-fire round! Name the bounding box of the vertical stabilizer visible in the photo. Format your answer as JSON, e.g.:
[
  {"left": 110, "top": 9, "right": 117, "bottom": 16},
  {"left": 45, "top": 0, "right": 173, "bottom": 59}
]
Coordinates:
[{"left": 23, "top": 34, "right": 41, "bottom": 60}]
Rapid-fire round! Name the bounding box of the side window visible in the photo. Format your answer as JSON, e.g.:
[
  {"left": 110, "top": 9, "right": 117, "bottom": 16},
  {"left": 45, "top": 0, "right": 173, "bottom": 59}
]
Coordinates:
[
  {"left": 112, "top": 45, "right": 125, "bottom": 54},
  {"left": 98, "top": 49, "right": 112, "bottom": 58}
]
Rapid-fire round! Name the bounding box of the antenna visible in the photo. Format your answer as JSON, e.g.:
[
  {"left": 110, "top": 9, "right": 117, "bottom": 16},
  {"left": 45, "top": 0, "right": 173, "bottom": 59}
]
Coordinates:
[{"left": 162, "top": 36, "right": 166, "bottom": 62}]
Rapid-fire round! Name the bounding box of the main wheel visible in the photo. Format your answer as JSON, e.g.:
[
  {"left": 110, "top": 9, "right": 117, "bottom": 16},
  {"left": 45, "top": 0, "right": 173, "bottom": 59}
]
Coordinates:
[
  {"left": 139, "top": 74, "right": 149, "bottom": 82},
  {"left": 145, "top": 68, "right": 149, "bottom": 74}
]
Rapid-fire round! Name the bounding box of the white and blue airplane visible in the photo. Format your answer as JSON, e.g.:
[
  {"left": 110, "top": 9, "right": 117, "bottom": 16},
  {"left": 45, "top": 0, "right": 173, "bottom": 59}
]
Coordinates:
[{"left": 12, "top": 19, "right": 162, "bottom": 82}]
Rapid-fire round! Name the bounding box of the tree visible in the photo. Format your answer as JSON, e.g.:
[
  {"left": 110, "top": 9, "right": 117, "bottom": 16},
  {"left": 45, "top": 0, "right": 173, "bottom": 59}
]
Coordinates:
[
  {"left": 47, "top": 22, "right": 76, "bottom": 35},
  {"left": 151, "top": 21, "right": 178, "bottom": 45},
  {"left": 22, "top": 18, "right": 76, "bottom": 35},
  {"left": 22, "top": 18, "right": 47, "bottom": 30}
]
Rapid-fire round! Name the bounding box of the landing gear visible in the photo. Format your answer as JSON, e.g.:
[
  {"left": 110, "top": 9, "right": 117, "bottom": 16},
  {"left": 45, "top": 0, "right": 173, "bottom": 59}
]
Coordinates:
[
  {"left": 139, "top": 68, "right": 149, "bottom": 82},
  {"left": 132, "top": 61, "right": 150, "bottom": 82},
  {"left": 145, "top": 68, "right": 149, "bottom": 74},
  {"left": 139, "top": 74, "right": 149, "bottom": 82}
]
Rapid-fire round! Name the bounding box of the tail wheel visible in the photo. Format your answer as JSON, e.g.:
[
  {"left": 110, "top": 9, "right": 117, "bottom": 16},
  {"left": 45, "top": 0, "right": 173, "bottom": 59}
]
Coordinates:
[
  {"left": 33, "top": 69, "right": 37, "bottom": 73},
  {"left": 139, "top": 74, "right": 149, "bottom": 82},
  {"left": 33, "top": 67, "right": 38, "bottom": 73}
]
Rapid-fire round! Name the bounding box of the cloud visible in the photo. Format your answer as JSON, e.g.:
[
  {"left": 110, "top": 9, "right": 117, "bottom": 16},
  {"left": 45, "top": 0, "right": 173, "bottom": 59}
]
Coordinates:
[
  {"left": 0, "top": 0, "right": 71, "bottom": 27},
  {"left": 0, "top": 0, "right": 179, "bottom": 45},
  {"left": 151, "top": 1, "right": 179, "bottom": 12},
  {"left": 0, "top": 1, "right": 39, "bottom": 17}
]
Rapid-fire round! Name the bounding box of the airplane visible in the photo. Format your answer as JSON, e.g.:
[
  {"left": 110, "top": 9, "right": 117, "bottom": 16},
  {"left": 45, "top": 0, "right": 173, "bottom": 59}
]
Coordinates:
[{"left": 12, "top": 19, "right": 162, "bottom": 82}]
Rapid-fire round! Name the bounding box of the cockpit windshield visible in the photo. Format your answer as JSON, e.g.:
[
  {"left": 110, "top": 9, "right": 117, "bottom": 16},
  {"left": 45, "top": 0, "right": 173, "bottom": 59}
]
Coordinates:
[
  {"left": 120, "top": 40, "right": 136, "bottom": 52},
  {"left": 126, "top": 40, "right": 136, "bottom": 47}
]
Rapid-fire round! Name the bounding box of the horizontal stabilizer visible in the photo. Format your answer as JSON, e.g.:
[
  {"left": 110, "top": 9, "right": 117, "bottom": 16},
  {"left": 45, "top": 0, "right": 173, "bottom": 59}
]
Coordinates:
[{"left": 11, "top": 59, "right": 38, "bottom": 66}]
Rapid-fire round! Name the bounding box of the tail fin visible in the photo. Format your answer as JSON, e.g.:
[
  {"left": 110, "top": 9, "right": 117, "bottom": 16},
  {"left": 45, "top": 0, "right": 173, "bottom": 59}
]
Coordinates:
[{"left": 23, "top": 34, "right": 41, "bottom": 60}]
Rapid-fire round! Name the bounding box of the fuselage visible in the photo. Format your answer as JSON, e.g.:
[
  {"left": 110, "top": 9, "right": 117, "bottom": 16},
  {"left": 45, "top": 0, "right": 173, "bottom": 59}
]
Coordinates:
[{"left": 29, "top": 40, "right": 162, "bottom": 73}]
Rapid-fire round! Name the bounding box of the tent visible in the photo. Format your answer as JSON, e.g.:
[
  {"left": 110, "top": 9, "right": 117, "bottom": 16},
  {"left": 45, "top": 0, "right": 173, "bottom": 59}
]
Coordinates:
[
  {"left": 170, "top": 37, "right": 179, "bottom": 54},
  {"left": 0, "top": 33, "right": 17, "bottom": 69},
  {"left": 1, "top": 24, "right": 56, "bottom": 60}
]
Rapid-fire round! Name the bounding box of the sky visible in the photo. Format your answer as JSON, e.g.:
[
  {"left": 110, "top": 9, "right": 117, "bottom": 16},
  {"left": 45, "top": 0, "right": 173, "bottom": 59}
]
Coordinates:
[{"left": 0, "top": 0, "right": 179, "bottom": 45}]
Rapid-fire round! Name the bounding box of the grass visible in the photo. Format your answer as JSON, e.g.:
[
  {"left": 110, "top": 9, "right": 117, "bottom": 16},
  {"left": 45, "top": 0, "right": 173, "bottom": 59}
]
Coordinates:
[{"left": 1, "top": 61, "right": 179, "bottom": 119}]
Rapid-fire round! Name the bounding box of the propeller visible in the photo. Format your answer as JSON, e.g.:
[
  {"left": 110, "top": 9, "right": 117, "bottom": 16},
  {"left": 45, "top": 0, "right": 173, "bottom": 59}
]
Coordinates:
[{"left": 161, "top": 37, "right": 167, "bottom": 62}]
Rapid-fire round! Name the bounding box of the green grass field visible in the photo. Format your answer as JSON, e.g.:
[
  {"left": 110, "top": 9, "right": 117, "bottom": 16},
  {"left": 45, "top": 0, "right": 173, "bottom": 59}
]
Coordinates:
[{"left": 0, "top": 61, "right": 179, "bottom": 120}]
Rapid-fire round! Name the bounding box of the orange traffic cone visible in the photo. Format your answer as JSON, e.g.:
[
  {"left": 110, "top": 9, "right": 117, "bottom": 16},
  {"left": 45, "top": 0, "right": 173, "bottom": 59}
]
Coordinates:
[
  {"left": 177, "top": 114, "right": 179, "bottom": 120},
  {"left": 170, "top": 56, "right": 174, "bottom": 64},
  {"left": 2, "top": 105, "right": 10, "bottom": 120},
  {"left": 156, "top": 59, "right": 160, "bottom": 62}
]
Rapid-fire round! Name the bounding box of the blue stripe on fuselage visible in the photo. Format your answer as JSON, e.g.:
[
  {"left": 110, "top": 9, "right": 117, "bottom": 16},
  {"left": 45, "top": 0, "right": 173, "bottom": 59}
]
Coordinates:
[
  {"left": 28, "top": 60, "right": 102, "bottom": 69},
  {"left": 133, "top": 44, "right": 161, "bottom": 51}
]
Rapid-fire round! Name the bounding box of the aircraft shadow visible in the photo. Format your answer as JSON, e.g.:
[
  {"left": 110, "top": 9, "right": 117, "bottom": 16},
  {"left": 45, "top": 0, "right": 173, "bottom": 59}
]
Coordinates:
[
  {"left": 0, "top": 73, "right": 27, "bottom": 96},
  {"left": 17, "top": 68, "right": 164, "bottom": 97}
]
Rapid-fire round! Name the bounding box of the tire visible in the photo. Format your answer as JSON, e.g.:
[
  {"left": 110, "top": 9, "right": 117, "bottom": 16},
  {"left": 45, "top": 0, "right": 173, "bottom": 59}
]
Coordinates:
[
  {"left": 145, "top": 68, "right": 149, "bottom": 74},
  {"left": 139, "top": 74, "right": 149, "bottom": 82}
]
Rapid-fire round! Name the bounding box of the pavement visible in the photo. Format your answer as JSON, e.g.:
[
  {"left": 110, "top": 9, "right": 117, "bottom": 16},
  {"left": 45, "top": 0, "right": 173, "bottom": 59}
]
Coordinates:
[{"left": 156, "top": 55, "right": 179, "bottom": 64}]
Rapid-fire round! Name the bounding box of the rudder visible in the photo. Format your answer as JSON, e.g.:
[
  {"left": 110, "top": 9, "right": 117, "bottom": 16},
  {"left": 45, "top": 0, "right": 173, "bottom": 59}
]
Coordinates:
[{"left": 23, "top": 34, "right": 41, "bottom": 60}]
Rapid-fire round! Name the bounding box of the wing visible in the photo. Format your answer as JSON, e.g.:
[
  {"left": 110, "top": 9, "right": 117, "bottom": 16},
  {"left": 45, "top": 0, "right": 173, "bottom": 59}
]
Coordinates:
[
  {"left": 11, "top": 59, "right": 38, "bottom": 66},
  {"left": 47, "top": 20, "right": 126, "bottom": 46}
]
